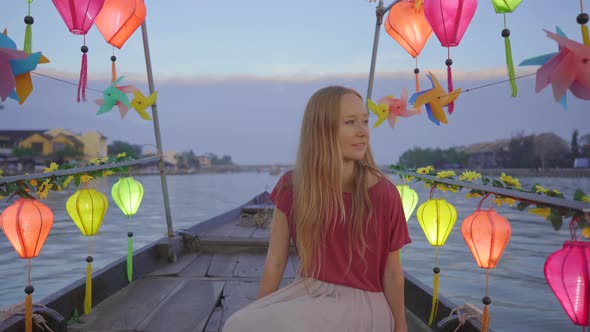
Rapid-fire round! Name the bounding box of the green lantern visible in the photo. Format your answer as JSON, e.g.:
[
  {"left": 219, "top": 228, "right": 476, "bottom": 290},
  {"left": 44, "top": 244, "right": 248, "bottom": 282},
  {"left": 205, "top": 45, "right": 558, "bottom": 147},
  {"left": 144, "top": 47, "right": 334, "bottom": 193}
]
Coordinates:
[
  {"left": 112, "top": 177, "right": 144, "bottom": 216},
  {"left": 396, "top": 184, "right": 419, "bottom": 222},
  {"left": 111, "top": 177, "right": 144, "bottom": 283}
]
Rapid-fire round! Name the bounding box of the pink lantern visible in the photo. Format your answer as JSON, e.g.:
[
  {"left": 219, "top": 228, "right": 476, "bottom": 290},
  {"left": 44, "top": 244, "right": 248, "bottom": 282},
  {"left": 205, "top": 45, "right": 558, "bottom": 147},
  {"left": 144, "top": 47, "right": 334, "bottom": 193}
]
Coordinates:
[
  {"left": 423, "top": 0, "right": 477, "bottom": 114},
  {"left": 544, "top": 241, "right": 590, "bottom": 328},
  {"left": 51, "top": 0, "right": 106, "bottom": 102}
]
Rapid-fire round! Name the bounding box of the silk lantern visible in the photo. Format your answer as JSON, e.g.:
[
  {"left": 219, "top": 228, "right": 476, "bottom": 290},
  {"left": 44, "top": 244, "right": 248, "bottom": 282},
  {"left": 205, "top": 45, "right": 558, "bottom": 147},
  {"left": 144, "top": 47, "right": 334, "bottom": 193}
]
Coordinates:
[
  {"left": 385, "top": 0, "right": 433, "bottom": 93},
  {"left": 396, "top": 184, "right": 419, "bottom": 222},
  {"left": 423, "top": 0, "right": 477, "bottom": 114},
  {"left": 51, "top": 0, "right": 106, "bottom": 102},
  {"left": 462, "top": 208, "right": 512, "bottom": 332},
  {"left": 0, "top": 198, "right": 54, "bottom": 332},
  {"left": 111, "top": 177, "right": 144, "bottom": 282},
  {"left": 545, "top": 241, "right": 590, "bottom": 329},
  {"left": 416, "top": 198, "right": 457, "bottom": 325},
  {"left": 491, "top": 0, "right": 523, "bottom": 97},
  {"left": 95, "top": 0, "right": 146, "bottom": 82},
  {"left": 66, "top": 187, "right": 108, "bottom": 315}
]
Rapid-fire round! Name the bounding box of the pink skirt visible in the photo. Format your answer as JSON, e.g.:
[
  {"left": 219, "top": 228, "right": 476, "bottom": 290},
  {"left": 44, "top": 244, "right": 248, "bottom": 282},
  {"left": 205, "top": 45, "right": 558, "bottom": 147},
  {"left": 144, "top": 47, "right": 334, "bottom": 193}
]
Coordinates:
[{"left": 222, "top": 278, "right": 394, "bottom": 332}]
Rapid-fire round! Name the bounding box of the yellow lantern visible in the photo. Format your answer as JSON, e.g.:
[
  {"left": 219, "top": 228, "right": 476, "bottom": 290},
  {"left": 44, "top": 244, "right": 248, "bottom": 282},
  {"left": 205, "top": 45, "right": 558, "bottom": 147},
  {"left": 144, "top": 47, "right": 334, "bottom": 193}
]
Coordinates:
[
  {"left": 416, "top": 198, "right": 457, "bottom": 326},
  {"left": 66, "top": 187, "right": 108, "bottom": 315},
  {"left": 111, "top": 177, "right": 144, "bottom": 282},
  {"left": 396, "top": 184, "right": 419, "bottom": 222}
]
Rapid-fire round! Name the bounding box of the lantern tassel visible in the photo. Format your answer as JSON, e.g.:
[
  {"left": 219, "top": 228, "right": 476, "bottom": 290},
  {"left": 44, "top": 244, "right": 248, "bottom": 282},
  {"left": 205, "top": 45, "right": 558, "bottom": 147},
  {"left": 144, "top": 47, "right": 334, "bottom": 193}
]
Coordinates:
[
  {"left": 429, "top": 247, "right": 440, "bottom": 326},
  {"left": 446, "top": 64, "right": 454, "bottom": 114},
  {"left": 504, "top": 36, "right": 517, "bottom": 97},
  {"left": 25, "top": 259, "right": 32, "bottom": 332},
  {"left": 24, "top": 24, "right": 32, "bottom": 54},
  {"left": 414, "top": 59, "right": 422, "bottom": 113},
  {"left": 77, "top": 52, "right": 88, "bottom": 103},
  {"left": 481, "top": 304, "right": 490, "bottom": 332},
  {"left": 25, "top": 293, "right": 32, "bottom": 332},
  {"left": 428, "top": 269, "right": 439, "bottom": 325},
  {"left": 112, "top": 60, "right": 117, "bottom": 83},
  {"left": 127, "top": 231, "right": 133, "bottom": 282},
  {"left": 85, "top": 261, "right": 92, "bottom": 315},
  {"left": 582, "top": 24, "right": 590, "bottom": 45},
  {"left": 84, "top": 237, "right": 92, "bottom": 315}
]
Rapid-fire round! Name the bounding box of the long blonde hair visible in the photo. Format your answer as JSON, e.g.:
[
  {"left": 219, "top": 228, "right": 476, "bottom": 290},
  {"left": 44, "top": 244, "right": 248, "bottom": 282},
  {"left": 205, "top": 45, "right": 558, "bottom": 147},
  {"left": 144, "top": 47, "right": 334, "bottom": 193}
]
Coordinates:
[{"left": 293, "top": 86, "right": 385, "bottom": 279}]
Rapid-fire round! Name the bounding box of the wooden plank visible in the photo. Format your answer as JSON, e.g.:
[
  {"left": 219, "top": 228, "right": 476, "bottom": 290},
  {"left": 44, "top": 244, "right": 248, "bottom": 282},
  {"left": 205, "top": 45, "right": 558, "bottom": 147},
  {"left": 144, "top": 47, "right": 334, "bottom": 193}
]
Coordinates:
[
  {"left": 149, "top": 252, "right": 200, "bottom": 277},
  {"left": 204, "top": 306, "right": 223, "bottom": 332},
  {"left": 180, "top": 253, "right": 213, "bottom": 277},
  {"left": 199, "top": 220, "right": 256, "bottom": 239},
  {"left": 68, "top": 278, "right": 181, "bottom": 331},
  {"left": 233, "top": 252, "right": 267, "bottom": 278},
  {"left": 207, "top": 253, "right": 239, "bottom": 277},
  {"left": 138, "top": 280, "right": 225, "bottom": 332}
]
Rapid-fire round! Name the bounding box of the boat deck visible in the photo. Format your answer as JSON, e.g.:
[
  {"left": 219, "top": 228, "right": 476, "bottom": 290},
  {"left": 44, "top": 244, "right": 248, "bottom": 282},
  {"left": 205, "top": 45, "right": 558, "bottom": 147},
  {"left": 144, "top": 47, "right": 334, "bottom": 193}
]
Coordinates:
[{"left": 68, "top": 204, "right": 433, "bottom": 332}]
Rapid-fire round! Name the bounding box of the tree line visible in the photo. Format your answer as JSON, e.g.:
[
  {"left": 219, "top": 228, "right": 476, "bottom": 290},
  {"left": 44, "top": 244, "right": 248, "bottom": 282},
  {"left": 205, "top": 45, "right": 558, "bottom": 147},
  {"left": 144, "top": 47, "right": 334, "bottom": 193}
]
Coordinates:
[{"left": 398, "top": 130, "right": 590, "bottom": 169}]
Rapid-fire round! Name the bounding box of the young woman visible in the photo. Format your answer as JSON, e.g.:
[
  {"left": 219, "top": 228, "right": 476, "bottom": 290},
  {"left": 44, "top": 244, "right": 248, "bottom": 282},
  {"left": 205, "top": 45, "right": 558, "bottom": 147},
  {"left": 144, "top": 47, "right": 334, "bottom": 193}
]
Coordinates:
[{"left": 223, "top": 86, "right": 411, "bottom": 332}]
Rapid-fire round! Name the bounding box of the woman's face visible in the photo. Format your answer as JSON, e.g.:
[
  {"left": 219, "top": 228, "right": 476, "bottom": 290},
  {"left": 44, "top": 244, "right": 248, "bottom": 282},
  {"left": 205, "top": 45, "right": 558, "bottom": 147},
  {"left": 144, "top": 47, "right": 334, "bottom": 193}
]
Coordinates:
[{"left": 338, "top": 93, "right": 369, "bottom": 162}]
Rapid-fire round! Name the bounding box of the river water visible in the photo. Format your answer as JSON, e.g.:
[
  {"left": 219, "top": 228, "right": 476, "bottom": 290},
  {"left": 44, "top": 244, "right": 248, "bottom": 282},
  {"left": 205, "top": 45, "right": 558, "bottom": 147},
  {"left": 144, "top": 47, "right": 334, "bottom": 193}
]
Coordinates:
[{"left": 0, "top": 172, "right": 588, "bottom": 332}]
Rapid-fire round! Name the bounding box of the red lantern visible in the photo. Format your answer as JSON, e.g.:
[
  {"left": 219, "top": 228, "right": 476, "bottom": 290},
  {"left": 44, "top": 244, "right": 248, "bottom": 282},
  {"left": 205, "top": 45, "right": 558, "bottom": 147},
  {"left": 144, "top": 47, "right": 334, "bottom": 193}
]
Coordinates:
[
  {"left": 461, "top": 208, "right": 511, "bottom": 332},
  {"left": 423, "top": 0, "right": 477, "bottom": 114},
  {"left": 385, "top": 0, "right": 432, "bottom": 93},
  {"left": 95, "top": 0, "right": 146, "bottom": 82},
  {"left": 0, "top": 198, "right": 54, "bottom": 332},
  {"left": 545, "top": 241, "right": 590, "bottom": 329},
  {"left": 51, "top": 0, "right": 106, "bottom": 102}
]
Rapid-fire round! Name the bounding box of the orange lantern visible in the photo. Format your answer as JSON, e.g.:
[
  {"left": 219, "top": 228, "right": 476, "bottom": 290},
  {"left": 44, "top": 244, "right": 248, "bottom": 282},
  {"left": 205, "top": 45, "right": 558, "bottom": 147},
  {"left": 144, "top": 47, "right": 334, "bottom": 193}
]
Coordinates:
[
  {"left": 0, "top": 198, "right": 54, "bottom": 332},
  {"left": 95, "top": 0, "right": 146, "bottom": 81},
  {"left": 385, "top": 0, "right": 433, "bottom": 93},
  {"left": 462, "top": 207, "right": 511, "bottom": 332}
]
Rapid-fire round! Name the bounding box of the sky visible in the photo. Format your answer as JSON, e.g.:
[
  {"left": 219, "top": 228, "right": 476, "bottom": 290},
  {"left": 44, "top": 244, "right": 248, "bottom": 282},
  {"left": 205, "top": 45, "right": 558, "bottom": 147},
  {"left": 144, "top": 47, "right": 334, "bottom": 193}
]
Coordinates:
[{"left": 1, "top": 0, "right": 590, "bottom": 165}]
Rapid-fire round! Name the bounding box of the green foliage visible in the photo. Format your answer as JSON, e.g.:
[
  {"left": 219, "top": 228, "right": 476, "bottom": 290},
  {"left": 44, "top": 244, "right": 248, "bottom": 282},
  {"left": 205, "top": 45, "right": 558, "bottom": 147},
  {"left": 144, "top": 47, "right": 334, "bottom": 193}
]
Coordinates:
[
  {"left": 107, "top": 140, "right": 143, "bottom": 159},
  {"left": 397, "top": 147, "right": 468, "bottom": 168},
  {"left": 0, "top": 154, "right": 134, "bottom": 201},
  {"left": 54, "top": 145, "right": 83, "bottom": 159},
  {"left": 11, "top": 146, "right": 39, "bottom": 158},
  {"left": 389, "top": 164, "right": 590, "bottom": 233},
  {"left": 207, "top": 153, "right": 233, "bottom": 165}
]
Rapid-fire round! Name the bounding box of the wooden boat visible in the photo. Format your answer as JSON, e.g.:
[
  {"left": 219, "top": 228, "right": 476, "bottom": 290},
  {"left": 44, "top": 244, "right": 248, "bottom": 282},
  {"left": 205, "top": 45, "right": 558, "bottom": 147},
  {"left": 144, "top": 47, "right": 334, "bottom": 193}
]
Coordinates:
[{"left": 0, "top": 191, "right": 490, "bottom": 332}]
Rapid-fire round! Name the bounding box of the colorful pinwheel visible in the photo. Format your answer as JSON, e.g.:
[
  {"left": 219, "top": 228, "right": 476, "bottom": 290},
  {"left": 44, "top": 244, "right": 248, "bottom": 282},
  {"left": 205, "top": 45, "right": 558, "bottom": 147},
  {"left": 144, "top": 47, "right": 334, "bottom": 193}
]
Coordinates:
[
  {"left": 130, "top": 90, "right": 156, "bottom": 120},
  {"left": 0, "top": 30, "right": 50, "bottom": 105},
  {"left": 520, "top": 28, "right": 590, "bottom": 106},
  {"left": 94, "top": 76, "right": 132, "bottom": 116},
  {"left": 409, "top": 72, "right": 461, "bottom": 125},
  {"left": 368, "top": 89, "right": 419, "bottom": 129}
]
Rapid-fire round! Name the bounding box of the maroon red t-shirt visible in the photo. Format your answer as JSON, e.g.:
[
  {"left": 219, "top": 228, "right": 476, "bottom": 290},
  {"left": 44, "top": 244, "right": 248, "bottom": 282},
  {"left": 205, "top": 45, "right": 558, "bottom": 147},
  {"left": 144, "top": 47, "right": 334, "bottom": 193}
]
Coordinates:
[{"left": 269, "top": 170, "right": 411, "bottom": 292}]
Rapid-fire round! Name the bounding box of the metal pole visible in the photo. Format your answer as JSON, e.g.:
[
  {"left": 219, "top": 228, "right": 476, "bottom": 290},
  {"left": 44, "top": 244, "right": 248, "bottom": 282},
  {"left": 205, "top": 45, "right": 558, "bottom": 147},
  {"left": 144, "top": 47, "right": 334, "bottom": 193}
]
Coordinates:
[
  {"left": 141, "top": 21, "right": 175, "bottom": 239},
  {"left": 366, "top": 0, "right": 401, "bottom": 104}
]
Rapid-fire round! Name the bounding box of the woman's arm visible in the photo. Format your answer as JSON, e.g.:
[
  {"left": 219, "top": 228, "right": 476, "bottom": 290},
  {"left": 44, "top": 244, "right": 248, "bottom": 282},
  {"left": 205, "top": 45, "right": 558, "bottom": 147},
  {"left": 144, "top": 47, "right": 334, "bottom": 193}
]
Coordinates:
[
  {"left": 383, "top": 250, "right": 407, "bottom": 332},
  {"left": 257, "top": 208, "right": 291, "bottom": 299}
]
